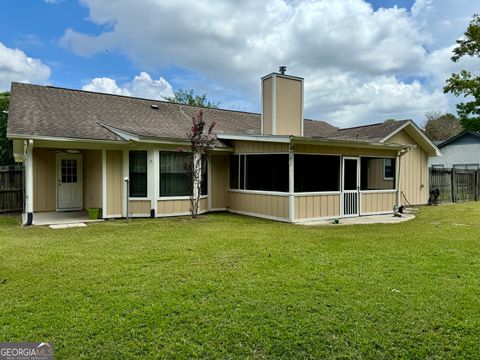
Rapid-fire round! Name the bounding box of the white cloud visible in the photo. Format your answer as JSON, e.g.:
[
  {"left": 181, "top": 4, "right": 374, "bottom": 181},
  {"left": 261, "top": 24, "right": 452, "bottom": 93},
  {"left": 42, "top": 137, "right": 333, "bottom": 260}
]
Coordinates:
[
  {"left": 82, "top": 72, "right": 174, "bottom": 99},
  {"left": 0, "top": 42, "right": 51, "bottom": 91},
  {"left": 61, "top": 0, "right": 480, "bottom": 126}
]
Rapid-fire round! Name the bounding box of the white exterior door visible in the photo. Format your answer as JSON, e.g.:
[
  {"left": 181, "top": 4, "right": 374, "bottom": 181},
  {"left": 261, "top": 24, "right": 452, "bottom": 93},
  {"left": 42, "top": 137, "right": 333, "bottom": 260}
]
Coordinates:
[
  {"left": 342, "top": 157, "right": 359, "bottom": 217},
  {"left": 57, "top": 153, "right": 83, "bottom": 210}
]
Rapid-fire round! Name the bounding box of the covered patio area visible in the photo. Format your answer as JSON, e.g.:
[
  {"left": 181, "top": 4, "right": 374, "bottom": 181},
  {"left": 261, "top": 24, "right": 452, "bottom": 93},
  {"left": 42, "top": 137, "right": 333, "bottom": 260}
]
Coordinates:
[{"left": 32, "top": 210, "right": 103, "bottom": 226}]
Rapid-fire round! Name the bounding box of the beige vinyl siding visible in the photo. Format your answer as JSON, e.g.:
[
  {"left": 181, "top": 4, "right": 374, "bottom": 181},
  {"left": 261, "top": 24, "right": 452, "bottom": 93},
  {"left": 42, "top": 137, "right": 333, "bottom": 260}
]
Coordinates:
[
  {"left": 232, "top": 141, "right": 289, "bottom": 153},
  {"left": 262, "top": 76, "right": 273, "bottom": 135},
  {"left": 33, "top": 148, "right": 56, "bottom": 212},
  {"left": 228, "top": 191, "right": 289, "bottom": 220},
  {"left": 295, "top": 194, "right": 340, "bottom": 220},
  {"left": 128, "top": 200, "right": 150, "bottom": 216},
  {"left": 387, "top": 130, "right": 429, "bottom": 205},
  {"left": 105, "top": 150, "right": 123, "bottom": 217},
  {"left": 210, "top": 154, "right": 229, "bottom": 209},
  {"left": 366, "top": 158, "right": 394, "bottom": 189},
  {"left": 157, "top": 198, "right": 207, "bottom": 216},
  {"left": 275, "top": 77, "right": 302, "bottom": 136},
  {"left": 295, "top": 144, "right": 397, "bottom": 157},
  {"left": 83, "top": 150, "right": 102, "bottom": 209},
  {"left": 361, "top": 192, "right": 396, "bottom": 214}
]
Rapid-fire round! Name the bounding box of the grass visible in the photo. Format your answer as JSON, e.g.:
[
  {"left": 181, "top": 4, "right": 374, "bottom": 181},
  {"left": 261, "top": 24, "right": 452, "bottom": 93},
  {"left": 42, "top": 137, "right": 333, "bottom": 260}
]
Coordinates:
[{"left": 0, "top": 204, "right": 480, "bottom": 359}]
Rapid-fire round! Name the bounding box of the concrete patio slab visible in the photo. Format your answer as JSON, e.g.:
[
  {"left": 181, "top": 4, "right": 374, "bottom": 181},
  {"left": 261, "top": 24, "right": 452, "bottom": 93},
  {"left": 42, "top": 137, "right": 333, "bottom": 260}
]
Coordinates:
[
  {"left": 33, "top": 211, "right": 103, "bottom": 226},
  {"left": 300, "top": 213, "right": 415, "bottom": 226},
  {"left": 49, "top": 223, "right": 87, "bottom": 229}
]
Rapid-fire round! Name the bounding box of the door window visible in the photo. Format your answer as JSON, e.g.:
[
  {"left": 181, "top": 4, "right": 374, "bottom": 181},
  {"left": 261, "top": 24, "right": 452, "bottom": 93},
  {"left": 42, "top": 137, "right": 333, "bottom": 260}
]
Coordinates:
[{"left": 61, "top": 159, "right": 78, "bottom": 183}]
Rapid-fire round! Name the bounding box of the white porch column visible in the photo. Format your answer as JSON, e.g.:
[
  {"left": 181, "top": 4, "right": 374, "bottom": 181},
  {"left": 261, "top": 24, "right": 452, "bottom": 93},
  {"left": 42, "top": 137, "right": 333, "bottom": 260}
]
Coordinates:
[
  {"left": 396, "top": 151, "right": 402, "bottom": 208},
  {"left": 24, "top": 139, "right": 34, "bottom": 225},
  {"left": 101, "top": 150, "right": 107, "bottom": 218},
  {"left": 207, "top": 153, "right": 212, "bottom": 211},
  {"left": 122, "top": 150, "right": 129, "bottom": 218},
  {"left": 288, "top": 148, "right": 295, "bottom": 223},
  {"left": 148, "top": 149, "right": 157, "bottom": 217}
]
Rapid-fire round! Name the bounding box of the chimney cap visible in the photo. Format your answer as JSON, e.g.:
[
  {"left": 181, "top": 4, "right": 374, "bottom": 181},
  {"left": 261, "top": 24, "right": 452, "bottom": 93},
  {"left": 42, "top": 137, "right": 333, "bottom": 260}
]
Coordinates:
[{"left": 279, "top": 66, "right": 287, "bottom": 75}]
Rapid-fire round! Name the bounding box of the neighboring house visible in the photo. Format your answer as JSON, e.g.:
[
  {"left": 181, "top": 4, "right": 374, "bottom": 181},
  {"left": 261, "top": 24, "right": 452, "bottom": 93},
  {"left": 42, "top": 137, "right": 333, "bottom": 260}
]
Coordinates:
[
  {"left": 429, "top": 131, "right": 480, "bottom": 170},
  {"left": 7, "top": 71, "right": 440, "bottom": 225}
]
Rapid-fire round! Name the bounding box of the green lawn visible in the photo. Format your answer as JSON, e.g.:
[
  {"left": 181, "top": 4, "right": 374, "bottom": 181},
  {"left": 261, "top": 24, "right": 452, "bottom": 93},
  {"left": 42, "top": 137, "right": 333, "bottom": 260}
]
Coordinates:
[{"left": 1, "top": 204, "right": 479, "bottom": 359}]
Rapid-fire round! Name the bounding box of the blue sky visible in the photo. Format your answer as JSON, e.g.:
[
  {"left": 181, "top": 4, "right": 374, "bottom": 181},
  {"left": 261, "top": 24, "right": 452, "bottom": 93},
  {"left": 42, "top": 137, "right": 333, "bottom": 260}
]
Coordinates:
[{"left": 0, "top": 0, "right": 479, "bottom": 126}]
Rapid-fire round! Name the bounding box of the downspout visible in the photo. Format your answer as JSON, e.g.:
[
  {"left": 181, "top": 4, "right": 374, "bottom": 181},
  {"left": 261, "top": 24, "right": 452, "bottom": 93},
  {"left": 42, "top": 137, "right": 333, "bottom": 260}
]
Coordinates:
[{"left": 395, "top": 148, "right": 410, "bottom": 211}]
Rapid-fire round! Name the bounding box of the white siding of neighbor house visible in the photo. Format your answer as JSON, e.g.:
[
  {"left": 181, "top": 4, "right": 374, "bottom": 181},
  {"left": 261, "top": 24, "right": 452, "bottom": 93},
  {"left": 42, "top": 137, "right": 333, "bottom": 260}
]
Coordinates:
[{"left": 429, "top": 142, "right": 480, "bottom": 169}]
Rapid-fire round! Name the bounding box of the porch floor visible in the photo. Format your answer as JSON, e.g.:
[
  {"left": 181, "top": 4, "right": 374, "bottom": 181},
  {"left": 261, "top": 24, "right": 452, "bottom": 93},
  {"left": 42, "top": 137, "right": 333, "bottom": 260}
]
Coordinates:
[
  {"left": 32, "top": 211, "right": 104, "bottom": 226},
  {"left": 300, "top": 213, "right": 415, "bottom": 226}
]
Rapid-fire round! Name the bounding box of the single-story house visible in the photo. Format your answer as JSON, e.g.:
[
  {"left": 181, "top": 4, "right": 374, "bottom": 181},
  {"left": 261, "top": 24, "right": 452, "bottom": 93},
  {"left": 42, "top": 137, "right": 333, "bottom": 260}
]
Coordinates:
[
  {"left": 429, "top": 131, "right": 480, "bottom": 170},
  {"left": 7, "top": 71, "right": 440, "bottom": 225}
]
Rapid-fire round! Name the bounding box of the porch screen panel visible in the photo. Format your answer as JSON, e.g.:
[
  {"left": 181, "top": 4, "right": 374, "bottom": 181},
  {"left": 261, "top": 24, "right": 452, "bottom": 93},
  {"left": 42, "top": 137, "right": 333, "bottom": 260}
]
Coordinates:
[
  {"left": 360, "top": 157, "right": 396, "bottom": 190},
  {"left": 229, "top": 155, "right": 239, "bottom": 189},
  {"left": 129, "top": 151, "right": 147, "bottom": 197},
  {"left": 246, "top": 154, "right": 288, "bottom": 192},
  {"left": 294, "top": 155, "right": 340, "bottom": 192},
  {"left": 229, "top": 154, "right": 288, "bottom": 192}
]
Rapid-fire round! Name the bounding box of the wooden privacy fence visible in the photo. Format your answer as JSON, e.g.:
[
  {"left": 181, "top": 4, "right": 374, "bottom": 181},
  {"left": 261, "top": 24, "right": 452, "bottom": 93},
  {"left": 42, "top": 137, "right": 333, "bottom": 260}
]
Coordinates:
[
  {"left": 0, "top": 165, "right": 23, "bottom": 213},
  {"left": 430, "top": 168, "right": 479, "bottom": 204}
]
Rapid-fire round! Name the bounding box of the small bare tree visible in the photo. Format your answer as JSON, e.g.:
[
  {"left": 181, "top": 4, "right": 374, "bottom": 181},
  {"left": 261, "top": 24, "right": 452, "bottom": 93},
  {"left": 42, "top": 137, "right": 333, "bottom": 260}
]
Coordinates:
[{"left": 179, "top": 110, "right": 216, "bottom": 218}]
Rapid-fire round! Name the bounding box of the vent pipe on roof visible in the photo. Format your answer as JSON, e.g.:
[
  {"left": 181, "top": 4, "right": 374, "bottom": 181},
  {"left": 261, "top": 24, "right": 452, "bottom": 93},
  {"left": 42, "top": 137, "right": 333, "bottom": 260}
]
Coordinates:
[
  {"left": 279, "top": 66, "right": 287, "bottom": 75},
  {"left": 151, "top": 104, "right": 159, "bottom": 109}
]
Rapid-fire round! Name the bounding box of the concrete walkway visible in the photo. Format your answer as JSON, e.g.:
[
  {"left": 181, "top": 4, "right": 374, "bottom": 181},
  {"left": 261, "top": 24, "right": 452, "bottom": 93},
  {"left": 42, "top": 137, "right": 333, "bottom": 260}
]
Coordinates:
[{"left": 300, "top": 213, "right": 415, "bottom": 226}]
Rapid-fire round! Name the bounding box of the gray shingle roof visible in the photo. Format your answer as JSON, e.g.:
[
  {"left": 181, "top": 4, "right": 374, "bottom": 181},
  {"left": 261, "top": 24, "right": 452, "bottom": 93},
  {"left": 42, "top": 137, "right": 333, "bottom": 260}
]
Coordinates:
[
  {"left": 7, "top": 82, "right": 406, "bottom": 144},
  {"left": 328, "top": 120, "right": 410, "bottom": 142}
]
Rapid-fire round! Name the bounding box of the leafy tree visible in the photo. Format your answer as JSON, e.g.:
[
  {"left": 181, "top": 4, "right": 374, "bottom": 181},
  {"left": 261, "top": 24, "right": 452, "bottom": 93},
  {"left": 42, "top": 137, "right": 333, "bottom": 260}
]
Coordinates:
[
  {"left": 163, "top": 89, "right": 219, "bottom": 108},
  {"left": 0, "top": 92, "right": 14, "bottom": 166},
  {"left": 444, "top": 14, "right": 480, "bottom": 131},
  {"left": 179, "top": 110, "right": 216, "bottom": 218},
  {"left": 424, "top": 112, "right": 463, "bottom": 140}
]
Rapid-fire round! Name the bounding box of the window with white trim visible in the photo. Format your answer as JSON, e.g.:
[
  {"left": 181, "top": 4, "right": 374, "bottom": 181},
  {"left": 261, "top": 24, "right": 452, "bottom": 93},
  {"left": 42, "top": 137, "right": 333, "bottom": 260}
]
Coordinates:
[
  {"left": 129, "top": 151, "right": 147, "bottom": 197},
  {"left": 384, "top": 158, "right": 394, "bottom": 180},
  {"left": 159, "top": 152, "right": 208, "bottom": 197}
]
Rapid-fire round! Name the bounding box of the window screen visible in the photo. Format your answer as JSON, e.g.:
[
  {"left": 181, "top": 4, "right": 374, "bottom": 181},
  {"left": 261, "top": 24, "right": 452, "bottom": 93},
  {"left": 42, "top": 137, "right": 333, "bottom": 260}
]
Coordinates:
[
  {"left": 229, "top": 154, "right": 288, "bottom": 192},
  {"left": 129, "top": 151, "right": 147, "bottom": 197},
  {"left": 360, "top": 157, "right": 395, "bottom": 190},
  {"left": 160, "top": 152, "right": 208, "bottom": 197},
  {"left": 294, "top": 155, "right": 340, "bottom": 192}
]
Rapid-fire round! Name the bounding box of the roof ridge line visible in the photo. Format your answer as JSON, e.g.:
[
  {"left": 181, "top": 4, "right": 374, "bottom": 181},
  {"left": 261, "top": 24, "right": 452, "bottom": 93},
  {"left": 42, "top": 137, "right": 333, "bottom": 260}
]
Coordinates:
[
  {"left": 339, "top": 119, "right": 409, "bottom": 131},
  {"left": 12, "top": 82, "right": 263, "bottom": 117}
]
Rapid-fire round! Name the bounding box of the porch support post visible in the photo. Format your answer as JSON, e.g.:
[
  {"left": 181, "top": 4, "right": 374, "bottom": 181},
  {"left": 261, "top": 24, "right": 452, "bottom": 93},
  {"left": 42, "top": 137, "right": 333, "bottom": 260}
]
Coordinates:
[
  {"left": 148, "top": 149, "right": 157, "bottom": 218},
  {"left": 101, "top": 150, "right": 107, "bottom": 218},
  {"left": 288, "top": 146, "right": 295, "bottom": 223},
  {"left": 207, "top": 153, "right": 212, "bottom": 211},
  {"left": 24, "top": 139, "right": 34, "bottom": 225},
  {"left": 122, "top": 150, "right": 129, "bottom": 218}
]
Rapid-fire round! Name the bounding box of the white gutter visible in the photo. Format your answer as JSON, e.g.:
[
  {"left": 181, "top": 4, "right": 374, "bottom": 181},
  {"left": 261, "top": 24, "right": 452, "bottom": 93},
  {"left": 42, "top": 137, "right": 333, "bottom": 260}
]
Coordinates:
[{"left": 217, "top": 133, "right": 291, "bottom": 143}]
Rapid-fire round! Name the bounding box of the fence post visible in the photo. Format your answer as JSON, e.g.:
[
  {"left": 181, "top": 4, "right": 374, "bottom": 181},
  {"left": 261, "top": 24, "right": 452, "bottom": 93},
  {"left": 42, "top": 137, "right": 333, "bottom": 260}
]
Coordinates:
[
  {"left": 476, "top": 170, "right": 479, "bottom": 202},
  {"left": 451, "top": 169, "right": 456, "bottom": 203}
]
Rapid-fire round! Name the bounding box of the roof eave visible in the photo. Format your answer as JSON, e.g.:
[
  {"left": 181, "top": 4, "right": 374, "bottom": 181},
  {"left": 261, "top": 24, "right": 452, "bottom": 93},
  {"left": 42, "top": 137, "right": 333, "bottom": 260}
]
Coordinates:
[
  {"left": 291, "top": 136, "right": 411, "bottom": 151},
  {"left": 217, "top": 133, "right": 292, "bottom": 143},
  {"left": 380, "top": 120, "right": 442, "bottom": 156}
]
